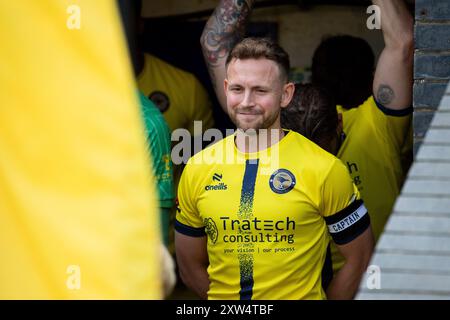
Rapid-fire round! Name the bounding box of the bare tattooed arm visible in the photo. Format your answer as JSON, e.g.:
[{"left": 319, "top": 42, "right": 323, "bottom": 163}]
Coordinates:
[
  {"left": 200, "top": 0, "right": 255, "bottom": 112},
  {"left": 372, "top": 0, "right": 413, "bottom": 109}
]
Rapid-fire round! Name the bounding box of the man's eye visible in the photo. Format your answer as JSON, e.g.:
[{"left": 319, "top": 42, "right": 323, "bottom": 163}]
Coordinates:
[
  {"left": 231, "top": 87, "right": 242, "bottom": 92},
  {"left": 256, "top": 89, "right": 267, "bottom": 93}
]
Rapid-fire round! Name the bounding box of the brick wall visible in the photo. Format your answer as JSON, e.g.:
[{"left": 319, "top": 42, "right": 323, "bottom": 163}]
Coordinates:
[{"left": 414, "top": 0, "right": 450, "bottom": 153}]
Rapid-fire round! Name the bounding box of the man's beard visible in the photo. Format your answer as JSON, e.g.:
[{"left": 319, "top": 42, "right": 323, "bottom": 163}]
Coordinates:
[{"left": 231, "top": 107, "right": 279, "bottom": 133}]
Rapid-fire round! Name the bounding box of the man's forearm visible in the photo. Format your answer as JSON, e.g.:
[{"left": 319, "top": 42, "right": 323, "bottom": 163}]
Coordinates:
[
  {"left": 200, "top": 0, "right": 255, "bottom": 109},
  {"left": 327, "top": 228, "right": 374, "bottom": 300},
  {"left": 175, "top": 232, "right": 210, "bottom": 299},
  {"left": 180, "top": 266, "right": 210, "bottom": 299},
  {"left": 372, "top": 0, "right": 413, "bottom": 48},
  {"left": 326, "top": 261, "right": 366, "bottom": 300}
]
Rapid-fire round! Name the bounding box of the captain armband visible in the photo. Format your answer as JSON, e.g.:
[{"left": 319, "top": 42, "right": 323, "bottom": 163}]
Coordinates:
[{"left": 324, "top": 199, "right": 371, "bottom": 245}]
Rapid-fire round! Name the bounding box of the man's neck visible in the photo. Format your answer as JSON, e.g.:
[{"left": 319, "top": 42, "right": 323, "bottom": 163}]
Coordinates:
[{"left": 235, "top": 128, "right": 285, "bottom": 153}]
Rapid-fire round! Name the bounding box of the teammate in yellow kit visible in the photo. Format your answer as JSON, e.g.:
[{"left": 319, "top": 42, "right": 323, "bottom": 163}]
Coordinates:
[
  {"left": 124, "top": 0, "right": 214, "bottom": 255},
  {"left": 309, "top": 0, "right": 414, "bottom": 272},
  {"left": 175, "top": 37, "right": 374, "bottom": 300}
]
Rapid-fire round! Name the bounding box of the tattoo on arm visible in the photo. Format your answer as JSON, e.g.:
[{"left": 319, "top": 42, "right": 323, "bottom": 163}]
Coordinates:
[
  {"left": 377, "top": 84, "right": 395, "bottom": 105},
  {"left": 201, "top": 0, "right": 255, "bottom": 89}
]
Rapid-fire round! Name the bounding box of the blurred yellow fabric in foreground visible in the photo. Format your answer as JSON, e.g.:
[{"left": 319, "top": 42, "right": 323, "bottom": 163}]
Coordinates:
[{"left": 0, "top": 0, "right": 161, "bottom": 299}]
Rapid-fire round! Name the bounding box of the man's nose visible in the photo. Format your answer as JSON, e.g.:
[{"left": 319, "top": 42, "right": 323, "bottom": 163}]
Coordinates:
[{"left": 241, "top": 90, "right": 255, "bottom": 107}]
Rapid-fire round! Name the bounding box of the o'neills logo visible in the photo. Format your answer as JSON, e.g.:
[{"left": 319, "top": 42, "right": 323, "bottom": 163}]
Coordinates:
[
  {"left": 205, "top": 183, "right": 228, "bottom": 191},
  {"left": 205, "top": 173, "right": 228, "bottom": 191}
]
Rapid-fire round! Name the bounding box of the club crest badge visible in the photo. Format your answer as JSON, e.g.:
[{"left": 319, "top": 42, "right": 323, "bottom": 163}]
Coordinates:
[
  {"left": 269, "top": 169, "right": 296, "bottom": 194},
  {"left": 149, "top": 91, "right": 170, "bottom": 113}
]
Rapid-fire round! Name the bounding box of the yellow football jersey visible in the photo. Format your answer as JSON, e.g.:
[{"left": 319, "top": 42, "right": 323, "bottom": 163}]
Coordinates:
[
  {"left": 331, "top": 96, "right": 412, "bottom": 272},
  {"left": 0, "top": 0, "right": 161, "bottom": 299},
  {"left": 176, "top": 130, "right": 369, "bottom": 300},
  {"left": 137, "top": 53, "right": 214, "bottom": 134}
]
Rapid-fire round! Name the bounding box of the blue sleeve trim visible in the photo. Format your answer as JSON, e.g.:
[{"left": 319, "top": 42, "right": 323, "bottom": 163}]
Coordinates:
[
  {"left": 374, "top": 98, "right": 413, "bottom": 117},
  {"left": 174, "top": 219, "right": 206, "bottom": 237}
]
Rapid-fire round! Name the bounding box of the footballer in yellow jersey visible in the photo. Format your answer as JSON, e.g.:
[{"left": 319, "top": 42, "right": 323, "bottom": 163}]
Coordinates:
[
  {"left": 176, "top": 130, "right": 371, "bottom": 299},
  {"left": 330, "top": 96, "right": 412, "bottom": 272},
  {"left": 338, "top": 96, "right": 411, "bottom": 240},
  {"left": 307, "top": 1, "right": 414, "bottom": 274}
]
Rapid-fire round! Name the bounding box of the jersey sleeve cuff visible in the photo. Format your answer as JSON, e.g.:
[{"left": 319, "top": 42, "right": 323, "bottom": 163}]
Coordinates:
[
  {"left": 374, "top": 98, "right": 413, "bottom": 117},
  {"left": 324, "top": 199, "right": 371, "bottom": 245},
  {"left": 174, "top": 219, "right": 206, "bottom": 237}
]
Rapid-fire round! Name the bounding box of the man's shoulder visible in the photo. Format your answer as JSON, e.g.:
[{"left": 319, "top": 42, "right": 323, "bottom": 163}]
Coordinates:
[
  {"left": 287, "top": 130, "right": 337, "bottom": 160},
  {"left": 337, "top": 96, "right": 376, "bottom": 132},
  {"left": 339, "top": 95, "right": 412, "bottom": 121},
  {"left": 284, "top": 130, "right": 340, "bottom": 174},
  {"left": 186, "top": 134, "right": 234, "bottom": 166}
]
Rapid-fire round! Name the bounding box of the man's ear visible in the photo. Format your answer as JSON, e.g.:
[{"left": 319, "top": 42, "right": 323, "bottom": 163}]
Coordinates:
[
  {"left": 280, "top": 82, "right": 295, "bottom": 108},
  {"left": 223, "top": 79, "right": 229, "bottom": 97}
]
